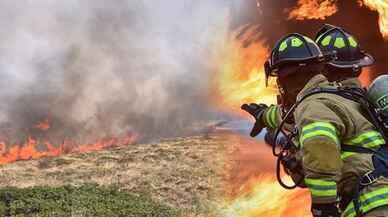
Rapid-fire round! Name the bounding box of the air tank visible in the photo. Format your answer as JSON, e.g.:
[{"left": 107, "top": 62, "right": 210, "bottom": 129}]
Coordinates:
[{"left": 368, "top": 74, "right": 388, "bottom": 112}]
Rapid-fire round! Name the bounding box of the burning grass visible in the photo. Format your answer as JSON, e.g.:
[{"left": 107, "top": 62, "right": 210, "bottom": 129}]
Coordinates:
[
  {"left": 0, "top": 131, "right": 312, "bottom": 216},
  {"left": 0, "top": 134, "right": 138, "bottom": 165},
  {"left": 0, "top": 134, "right": 229, "bottom": 216}
]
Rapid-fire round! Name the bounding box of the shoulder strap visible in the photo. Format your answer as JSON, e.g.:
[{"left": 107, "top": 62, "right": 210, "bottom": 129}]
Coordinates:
[
  {"left": 342, "top": 145, "right": 388, "bottom": 164},
  {"left": 297, "top": 86, "right": 366, "bottom": 105}
]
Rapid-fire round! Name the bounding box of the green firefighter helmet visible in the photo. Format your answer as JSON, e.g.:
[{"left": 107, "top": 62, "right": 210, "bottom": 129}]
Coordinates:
[
  {"left": 368, "top": 75, "right": 388, "bottom": 112},
  {"left": 265, "top": 33, "right": 325, "bottom": 85},
  {"left": 315, "top": 24, "right": 374, "bottom": 70}
]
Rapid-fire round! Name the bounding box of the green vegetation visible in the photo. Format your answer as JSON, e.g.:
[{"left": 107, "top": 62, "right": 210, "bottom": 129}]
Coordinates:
[{"left": 0, "top": 184, "right": 182, "bottom": 217}]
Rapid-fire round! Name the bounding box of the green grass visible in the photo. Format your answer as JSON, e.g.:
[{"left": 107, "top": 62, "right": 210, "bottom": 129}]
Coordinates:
[{"left": 0, "top": 184, "right": 182, "bottom": 217}]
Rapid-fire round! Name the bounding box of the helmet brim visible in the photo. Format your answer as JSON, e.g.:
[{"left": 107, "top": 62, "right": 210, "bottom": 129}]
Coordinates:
[
  {"left": 328, "top": 53, "right": 374, "bottom": 68},
  {"left": 270, "top": 56, "right": 324, "bottom": 75}
]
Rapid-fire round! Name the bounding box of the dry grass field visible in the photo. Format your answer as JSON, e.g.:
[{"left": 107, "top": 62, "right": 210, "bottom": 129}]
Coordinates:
[{"left": 0, "top": 133, "right": 235, "bottom": 216}]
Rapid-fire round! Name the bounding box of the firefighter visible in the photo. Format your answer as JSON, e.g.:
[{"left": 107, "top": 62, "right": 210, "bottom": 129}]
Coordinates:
[
  {"left": 262, "top": 33, "right": 388, "bottom": 217},
  {"left": 242, "top": 25, "right": 375, "bottom": 137},
  {"left": 315, "top": 24, "right": 374, "bottom": 87}
]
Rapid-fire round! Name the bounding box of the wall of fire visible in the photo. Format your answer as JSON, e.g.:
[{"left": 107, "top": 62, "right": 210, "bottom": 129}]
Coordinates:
[{"left": 231, "top": 0, "right": 388, "bottom": 78}]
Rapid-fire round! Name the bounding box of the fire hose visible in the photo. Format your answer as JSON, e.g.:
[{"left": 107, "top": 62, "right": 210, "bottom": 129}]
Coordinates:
[{"left": 265, "top": 130, "right": 305, "bottom": 189}]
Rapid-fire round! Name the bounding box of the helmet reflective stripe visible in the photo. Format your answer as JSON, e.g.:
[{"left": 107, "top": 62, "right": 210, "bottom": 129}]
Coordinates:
[
  {"left": 315, "top": 24, "right": 337, "bottom": 42},
  {"left": 279, "top": 41, "right": 288, "bottom": 52},
  {"left": 334, "top": 37, "right": 346, "bottom": 48},
  {"left": 314, "top": 25, "right": 374, "bottom": 69},
  {"left": 266, "top": 33, "right": 324, "bottom": 79},
  {"left": 318, "top": 35, "right": 357, "bottom": 49},
  {"left": 291, "top": 38, "right": 303, "bottom": 47},
  {"left": 348, "top": 36, "right": 358, "bottom": 47},
  {"left": 321, "top": 35, "right": 332, "bottom": 46}
]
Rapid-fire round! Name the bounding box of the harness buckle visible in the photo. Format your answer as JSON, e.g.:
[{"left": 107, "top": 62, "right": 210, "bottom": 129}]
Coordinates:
[{"left": 360, "top": 171, "right": 378, "bottom": 186}]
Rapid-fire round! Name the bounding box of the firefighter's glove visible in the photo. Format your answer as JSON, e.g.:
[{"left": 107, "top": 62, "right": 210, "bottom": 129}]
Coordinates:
[
  {"left": 311, "top": 203, "right": 340, "bottom": 217},
  {"left": 241, "top": 103, "right": 268, "bottom": 137}
]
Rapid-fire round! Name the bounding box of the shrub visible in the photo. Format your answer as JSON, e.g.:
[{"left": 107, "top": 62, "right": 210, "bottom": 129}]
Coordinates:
[{"left": 0, "top": 184, "right": 182, "bottom": 217}]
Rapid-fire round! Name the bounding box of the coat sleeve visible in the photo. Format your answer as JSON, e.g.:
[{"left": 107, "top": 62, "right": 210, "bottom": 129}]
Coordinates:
[
  {"left": 261, "top": 105, "right": 281, "bottom": 130},
  {"left": 295, "top": 100, "right": 346, "bottom": 204}
]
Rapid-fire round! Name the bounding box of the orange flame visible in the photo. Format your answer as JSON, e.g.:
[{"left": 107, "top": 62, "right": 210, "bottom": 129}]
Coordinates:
[
  {"left": 359, "top": 67, "right": 373, "bottom": 87},
  {"left": 220, "top": 134, "right": 311, "bottom": 217},
  {"left": 361, "top": 0, "right": 388, "bottom": 40},
  {"left": 287, "top": 0, "right": 388, "bottom": 40},
  {"left": 221, "top": 175, "right": 311, "bottom": 217},
  {"left": 0, "top": 134, "right": 138, "bottom": 164},
  {"left": 287, "top": 0, "right": 338, "bottom": 20},
  {"left": 212, "top": 25, "right": 277, "bottom": 116},
  {"left": 211, "top": 25, "right": 311, "bottom": 215},
  {"left": 36, "top": 118, "right": 50, "bottom": 131}
]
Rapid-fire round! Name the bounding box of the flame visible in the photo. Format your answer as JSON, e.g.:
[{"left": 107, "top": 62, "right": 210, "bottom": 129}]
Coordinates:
[
  {"left": 287, "top": 0, "right": 338, "bottom": 20},
  {"left": 361, "top": 0, "right": 388, "bottom": 40},
  {"left": 36, "top": 118, "right": 50, "bottom": 131},
  {"left": 220, "top": 134, "right": 311, "bottom": 217},
  {"left": 220, "top": 175, "right": 311, "bottom": 217},
  {"left": 212, "top": 24, "right": 277, "bottom": 116},
  {"left": 211, "top": 25, "right": 311, "bottom": 215},
  {"left": 0, "top": 134, "right": 138, "bottom": 164},
  {"left": 359, "top": 67, "right": 373, "bottom": 87},
  {"left": 287, "top": 0, "right": 388, "bottom": 40}
]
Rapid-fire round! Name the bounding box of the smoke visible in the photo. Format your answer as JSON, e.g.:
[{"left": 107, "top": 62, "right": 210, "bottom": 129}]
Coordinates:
[{"left": 0, "top": 0, "right": 243, "bottom": 143}]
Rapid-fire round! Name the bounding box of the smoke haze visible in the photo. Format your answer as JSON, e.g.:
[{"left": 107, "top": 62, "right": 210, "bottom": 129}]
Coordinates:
[{"left": 0, "top": 0, "right": 243, "bottom": 143}]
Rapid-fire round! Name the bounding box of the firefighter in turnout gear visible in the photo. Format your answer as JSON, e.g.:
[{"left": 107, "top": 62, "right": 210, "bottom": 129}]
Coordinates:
[
  {"left": 242, "top": 25, "right": 375, "bottom": 138},
  {"left": 258, "top": 33, "right": 388, "bottom": 217},
  {"left": 315, "top": 24, "right": 374, "bottom": 88},
  {"left": 241, "top": 26, "right": 379, "bottom": 196}
]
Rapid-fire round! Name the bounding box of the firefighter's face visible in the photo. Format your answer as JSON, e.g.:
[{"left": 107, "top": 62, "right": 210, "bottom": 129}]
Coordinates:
[
  {"left": 276, "top": 64, "right": 311, "bottom": 107},
  {"left": 277, "top": 65, "right": 301, "bottom": 94}
]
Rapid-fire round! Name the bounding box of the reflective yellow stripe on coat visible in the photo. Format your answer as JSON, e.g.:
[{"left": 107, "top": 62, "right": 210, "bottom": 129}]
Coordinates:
[
  {"left": 305, "top": 178, "right": 337, "bottom": 199},
  {"left": 341, "top": 131, "right": 385, "bottom": 159},
  {"left": 342, "top": 187, "right": 388, "bottom": 217},
  {"left": 300, "top": 122, "right": 339, "bottom": 147}
]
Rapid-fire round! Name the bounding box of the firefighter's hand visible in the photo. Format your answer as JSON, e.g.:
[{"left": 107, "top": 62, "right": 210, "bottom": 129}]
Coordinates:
[
  {"left": 241, "top": 103, "right": 268, "bottom": 137},
  {"left": 311, "top": 203, "right": 340, "bottom": 217},
  {"left": 241, "top": 103, "right": 268, "bottom": 119}
]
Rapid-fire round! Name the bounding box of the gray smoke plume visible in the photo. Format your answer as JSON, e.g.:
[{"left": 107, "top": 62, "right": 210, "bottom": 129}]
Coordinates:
[{"left": 0, "top": 0, "right": 243, "bottom": 143}]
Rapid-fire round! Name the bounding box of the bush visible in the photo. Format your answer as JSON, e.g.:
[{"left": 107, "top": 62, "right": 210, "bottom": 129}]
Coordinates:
[{"left": 0, "top": 184, "right": 182, "bottom": 217}]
